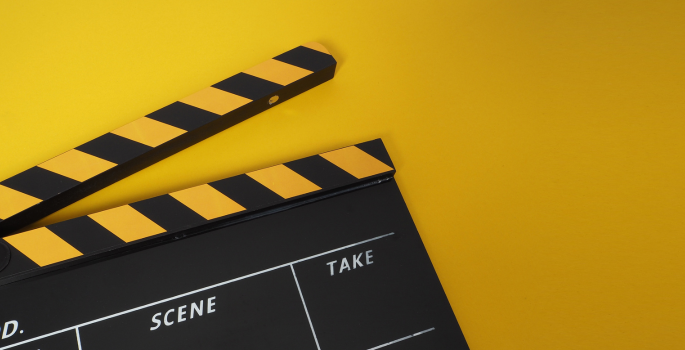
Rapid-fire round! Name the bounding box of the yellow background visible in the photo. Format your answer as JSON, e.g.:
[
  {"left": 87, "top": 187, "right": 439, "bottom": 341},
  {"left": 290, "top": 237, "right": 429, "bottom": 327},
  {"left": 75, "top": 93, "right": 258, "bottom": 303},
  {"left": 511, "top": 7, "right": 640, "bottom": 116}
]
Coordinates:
[{"left": 1, "top": 1, "right": 684, "bottom": 349}]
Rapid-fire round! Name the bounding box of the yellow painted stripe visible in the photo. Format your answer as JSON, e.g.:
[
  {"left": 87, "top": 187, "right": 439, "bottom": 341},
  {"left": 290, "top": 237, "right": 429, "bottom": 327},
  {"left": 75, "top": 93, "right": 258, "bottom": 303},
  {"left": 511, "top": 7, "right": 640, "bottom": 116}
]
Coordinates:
[
  {"left": 89, "top": 205, "right": 166, "bottom": 243},
  {"left": 320, "top": 146, "right": 394, "bottom": 179},
  {"left": 38, "top": 149, "right": 116, "bottom": 182},
  {"left": 244, "top": 59, "right": 313, "bottom": 86},
  {"left": 247, "top": 164, "right": 321, "bottom": 199},
  {"left": 4, "top": 227, "right": 82, "bottom": 267},
  {"left": 112, "top": 117, "right": 186, "bottom": 147},
  {"left": 0, "top": 185, "right": 42, "bottom": 220},
  {"left": 180, "top": 87, "right": 252, "bottom": 115},
  {"left": 170, "top": 184, "right": 245, "bottom": 220},
  {"left": 302, "top": 42, "right": 331, "bottom": 55}
]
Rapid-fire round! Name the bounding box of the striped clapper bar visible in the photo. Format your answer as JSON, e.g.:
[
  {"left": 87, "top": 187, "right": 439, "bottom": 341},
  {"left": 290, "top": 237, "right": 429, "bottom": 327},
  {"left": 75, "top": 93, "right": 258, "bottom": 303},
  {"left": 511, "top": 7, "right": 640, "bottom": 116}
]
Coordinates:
[
  {"left": 0, "top": 42, "right": 336, "bottom": 236},
  {"left": 0, "top": 139, "right": 394, "bottom": 283}
]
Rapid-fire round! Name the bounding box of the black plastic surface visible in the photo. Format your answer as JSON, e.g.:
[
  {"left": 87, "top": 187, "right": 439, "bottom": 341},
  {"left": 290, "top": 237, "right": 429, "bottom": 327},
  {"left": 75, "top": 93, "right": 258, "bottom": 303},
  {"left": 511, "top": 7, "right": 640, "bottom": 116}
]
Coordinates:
[{"left": 0, "top": 241, "right": 9, "bottom": 273}]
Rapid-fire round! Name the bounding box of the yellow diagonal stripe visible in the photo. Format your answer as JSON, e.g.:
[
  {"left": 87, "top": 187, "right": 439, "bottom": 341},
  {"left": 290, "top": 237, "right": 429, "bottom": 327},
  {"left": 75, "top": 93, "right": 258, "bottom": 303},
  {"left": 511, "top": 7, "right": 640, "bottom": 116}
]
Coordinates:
[
  {"left": 4, "top": 227, "right": 82, "bottom": 267},
  {"left": 247, "top": 164, "right": 321, "bottom": 199},
  {"left": 112, "top": 117, "right": 186, "bottom": 147},
  {"left": 170, "top": 184, "right": 245, "bottom": 220},
  {"left": 320, "top": 146, "right": 394, "bottom": 179},
  {"left": 244, "top": 59, "right": 313, "bottom": 86},
  {"left": 180, "top": 87, "right": 252, "bottom": 115},
  {"left": 38, "top": 149, "right": 116, "bottom": 182},
  {"left": 0, "top": 185, "right": 42, "bottom": 220},
  {"left": 89, "top": 205, "right": 166, "bottom": 243}
]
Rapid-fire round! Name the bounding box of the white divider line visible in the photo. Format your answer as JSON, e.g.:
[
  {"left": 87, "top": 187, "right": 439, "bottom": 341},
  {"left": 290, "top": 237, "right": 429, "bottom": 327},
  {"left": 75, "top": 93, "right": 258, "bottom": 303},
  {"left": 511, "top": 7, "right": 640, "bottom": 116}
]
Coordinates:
[
  {"left": 75, "top": 327, "right": 83, "bottom": 350},
  {"left": 367, "top": 327, "right": 435, "bottom": 350},
  {"left": 290, "top": 265, "right": 321, "bottom": 350},
  {"left": 0, "top": 232, "right": 395, "bottom": 350}
]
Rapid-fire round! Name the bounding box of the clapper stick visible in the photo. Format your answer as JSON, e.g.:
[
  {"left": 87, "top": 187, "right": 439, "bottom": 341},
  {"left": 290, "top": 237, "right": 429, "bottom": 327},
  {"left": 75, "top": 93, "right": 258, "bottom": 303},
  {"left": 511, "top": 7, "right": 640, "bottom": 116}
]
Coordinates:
[{"left": 0, "top": 42, "right": 336, "bottom": 237}]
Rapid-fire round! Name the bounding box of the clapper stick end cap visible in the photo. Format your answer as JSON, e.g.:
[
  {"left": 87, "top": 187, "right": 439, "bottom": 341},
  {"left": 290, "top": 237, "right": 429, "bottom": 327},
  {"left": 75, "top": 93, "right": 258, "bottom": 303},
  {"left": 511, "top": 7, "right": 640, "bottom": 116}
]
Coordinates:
[
  {"left": 302, "top": 42, "right": 331, "bottom": 55},
  {"left": 0, "top": 240, "right": 9, "bottom": 273}
]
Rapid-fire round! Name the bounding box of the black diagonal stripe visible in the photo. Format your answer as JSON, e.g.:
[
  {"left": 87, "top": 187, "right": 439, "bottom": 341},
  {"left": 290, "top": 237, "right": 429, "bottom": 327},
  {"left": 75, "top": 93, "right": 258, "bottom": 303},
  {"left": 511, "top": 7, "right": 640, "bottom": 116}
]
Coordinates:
[
  {"left": 285, "top": 155, "right": 357, "bottom": 190},
  {"left": 273, "top": 46, "right": 336, "bottom": 72},
  {"left": 212, "top": 73, "right": 283, "bottom": 100},
  {"left": 76, "top": 133, "right": 152, "bottom": 164},
  {"left": 355, "top": 139, "right": 394, "bottom": 169},
  {"left": 1, "top": 167, "right": 80, "bottom": 200},
  {"left": 147, "top": 102, "right": 221, "bottom": 131},
  {"left": 209, "top": 174, "right": 284, "bottom": 211},
  {"left": 0, "top": 243, "right": 38, "bottom": 279},
  {"left": 129, "top": 194, "right": 206, "bottom": 232},
  {"left": 47, "top": 216, "right": 125, "bottom": 254}
]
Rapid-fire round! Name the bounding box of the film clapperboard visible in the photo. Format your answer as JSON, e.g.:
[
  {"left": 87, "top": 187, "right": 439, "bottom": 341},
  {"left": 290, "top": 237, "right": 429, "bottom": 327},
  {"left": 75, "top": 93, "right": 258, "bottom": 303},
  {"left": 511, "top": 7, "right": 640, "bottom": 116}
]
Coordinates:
[{"left": 0, "top": 43, "right": 470, "bottom": 350}]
